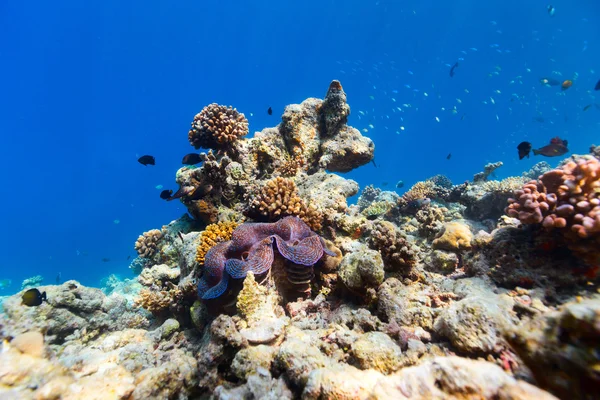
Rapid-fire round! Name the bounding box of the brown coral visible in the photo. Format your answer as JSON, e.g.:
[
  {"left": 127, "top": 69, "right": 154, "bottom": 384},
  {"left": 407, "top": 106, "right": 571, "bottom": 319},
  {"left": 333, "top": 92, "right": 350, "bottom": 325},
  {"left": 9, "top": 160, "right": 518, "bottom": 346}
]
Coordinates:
[
  {"left": 135, "top": 288, "right": 172, "bottom": 314},
  {"left": 195, "top": 221, "right": 239, "bottom": 266},
  {"left": 369, "top": 220, "right": 418, "bottom": 274},
  {"left": 188, "top": 103, "right": 248, "bottom": 150},
  {"left": 397, "top": 180, "right": 437, "bottom": 210},
  {"left": 247, "top": 177, "right": 323, "bottom": 231},
  {"left": 432, "top": 221, "right": 473, "bottom": 251},
  {"left": 134, "top": 229, "right": 163, "bottom": 258},
  {"left": 506, "top": 157, "right": 600, "bottom": 263},
  {"left": 276, "top": 156, "right": 302, "bottom": 177}
]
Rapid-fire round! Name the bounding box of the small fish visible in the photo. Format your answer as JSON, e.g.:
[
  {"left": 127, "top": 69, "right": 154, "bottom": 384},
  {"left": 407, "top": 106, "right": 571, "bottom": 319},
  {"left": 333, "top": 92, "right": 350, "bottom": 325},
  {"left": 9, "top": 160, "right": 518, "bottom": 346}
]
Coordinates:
[
  {"left": 595, "top": 79, "right": 600, "bottom": 91},
  {"left": 182, "top": 153, "right": 202, "bottom": 165},
  {"left": 0, "top": 279, "right": 11, "bottom": 290},
  {"left": 168, "top": 184, "right": 213, "bottom": 201},
  {"left": 449, "top": 62, "right": 459, "bottom": 77},
  {"left": 547, "top": 5, "right": 555, "bottom": 16},
  {"left": 583, "top": 104, "right": 592, "bottom": 111},
  {"left": 22, "top": 288, "right": 47, "bottom": 307},
  {"left": 177, "top": 231, "right": 184, "bottom": 242},
  {"left": 561, "top": 80, "right": 573, "bottom": 90},
  {"left": 371, "top": 159, "right": 378, "bottom": 168},
  {"left": 160, "top": 189, "right": 173, "bottom": 200},
  {"left": 533, "top": 137, "right": 569, "bottom": 157},
  {"left": 126, "top": 255, "right": 131, "bottom": 260},
  {"left": 267, "top": 107, "right": 273, "bottom": 115},
  {"left": 517, "top": 141, "right": 532, "bottom": 159},
  {"left": 539, "top": 77, "right": 560, "bottom": 87},
  {"left": 396, "top": 180, "right": 404, "bottom": 189},
  {"left": 533, "top": 116, "right": 545, "bottom": 123},
  {"left": 101, "top": 258, "right": 110, "bottom": 262},
  {"left": 137, "top": 155, "right": 155, "bottom": 166},
  {"left": 446, "top": 153, "right": 452, "bottom": 160}
]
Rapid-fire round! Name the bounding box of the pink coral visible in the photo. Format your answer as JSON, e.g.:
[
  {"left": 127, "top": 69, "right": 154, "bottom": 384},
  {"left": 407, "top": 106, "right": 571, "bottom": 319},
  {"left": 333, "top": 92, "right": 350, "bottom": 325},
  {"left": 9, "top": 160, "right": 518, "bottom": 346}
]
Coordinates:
[{"left": 506, "top": 157, "right": 600, "bottom": 263}]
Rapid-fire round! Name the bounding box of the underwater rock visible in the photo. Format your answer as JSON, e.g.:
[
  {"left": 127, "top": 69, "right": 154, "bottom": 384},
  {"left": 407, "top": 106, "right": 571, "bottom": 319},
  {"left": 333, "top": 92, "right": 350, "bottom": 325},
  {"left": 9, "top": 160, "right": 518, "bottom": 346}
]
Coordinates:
[
  {"left": 424, "top": 249, "right": 459, "bottom": 273},
  {"left": 10, "top": 331, "right": 45, "bottom": 358},
  {"left": 350, "top": 331, "right": 403, "bottom": 374},
  {"left": 231, "top": 345, "right": 276, "bottom": 380},
  {"left": 338, "top": 245, "right": 384, "bottom": 295},
  {"left": 275, "top": 330, "right": 331, "bottom": 387},
  {"left": 214, "top": 367, "right": 293, "bottom": 400},
  {"left": 432, "top": 221, "right": 473, "bottom": 251},
  {"left": 377, "top": 278, "right": 435, "bottom": 330},
  {"left": 507, "top": 297, "right": 600, "bottom": 400}
]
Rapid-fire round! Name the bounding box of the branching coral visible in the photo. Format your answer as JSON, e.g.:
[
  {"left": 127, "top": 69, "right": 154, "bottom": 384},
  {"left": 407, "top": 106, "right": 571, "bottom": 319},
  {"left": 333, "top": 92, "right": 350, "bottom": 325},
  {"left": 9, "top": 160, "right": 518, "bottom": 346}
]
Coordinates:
[
  {"left": 247, "top": 177, "right": 323, "bottom": 231},
  {"left": 473, "top": 161, "right": 503, "bottom": 183},
  {"left": 427, "top": 174, "right": 453, "bottom": 189},
  {"left": 196, "top": 221, "right": 239, "bottom": 266},
  {"left": 134, "top": 229, "right": 163, "bottom": 258},
  {"left": 506, "top": 157, "right": 600, "bottom": 263},
  {"left": 368, "top": 220, "right": 418, "bottom": 274},
  {"left": 188, "top": 103, "right": 249, "bottom": 150}
]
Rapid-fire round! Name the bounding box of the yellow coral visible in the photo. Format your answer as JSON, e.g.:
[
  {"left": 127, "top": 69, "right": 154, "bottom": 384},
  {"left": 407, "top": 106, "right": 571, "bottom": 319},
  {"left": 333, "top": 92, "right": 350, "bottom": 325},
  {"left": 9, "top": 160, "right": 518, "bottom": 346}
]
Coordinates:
[
  {"left": 248, "top": 177, "right": 323, "bottom": 231},
  {"left": 432, "top": 221, "right": 473, "bottom": 251},
  {"left": 236, "top": 272, "right": 267, "bottom": 320},
  {"left": 195, "top": 221, "right": 238, "bottom": 266}
]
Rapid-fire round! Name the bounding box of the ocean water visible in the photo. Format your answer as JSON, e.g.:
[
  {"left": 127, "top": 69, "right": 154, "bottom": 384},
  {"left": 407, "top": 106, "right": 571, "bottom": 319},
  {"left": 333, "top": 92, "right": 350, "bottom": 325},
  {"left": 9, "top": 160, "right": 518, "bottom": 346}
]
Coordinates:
[{"left": 0, "top": 0, "right": 599, "bottom": 290}]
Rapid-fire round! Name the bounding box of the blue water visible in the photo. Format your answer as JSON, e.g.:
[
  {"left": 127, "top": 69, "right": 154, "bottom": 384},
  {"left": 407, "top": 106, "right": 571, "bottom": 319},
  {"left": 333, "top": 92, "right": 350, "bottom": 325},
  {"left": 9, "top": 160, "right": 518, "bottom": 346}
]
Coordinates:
[{"left": 1, "top": 0, "right": 599, "bottom": 289}]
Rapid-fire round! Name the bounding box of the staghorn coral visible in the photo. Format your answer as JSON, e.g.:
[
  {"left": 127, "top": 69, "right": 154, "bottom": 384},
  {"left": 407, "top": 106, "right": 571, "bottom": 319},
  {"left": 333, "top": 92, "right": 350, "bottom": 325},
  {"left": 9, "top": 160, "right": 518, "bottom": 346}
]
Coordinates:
[
  {"left": 195, "top": 221, "right": 239, "bottom": 266},
  {"left": 247, "top": 177, "right": 323, "bottom": 231},
  {"left": 369, "top": 220, "right": 418, "bottom": 274},
  {"left": 188, "top": 103, "right": 249, "bottom": 150},
  {"left": 506, "top": 157, "right": 600, "bottom": 263},
  {"left": 134, "top": 229, "right": 163, "bottom": 258},
  {"left": 197, "top": 216, "right": 335, "bottom": 301}
]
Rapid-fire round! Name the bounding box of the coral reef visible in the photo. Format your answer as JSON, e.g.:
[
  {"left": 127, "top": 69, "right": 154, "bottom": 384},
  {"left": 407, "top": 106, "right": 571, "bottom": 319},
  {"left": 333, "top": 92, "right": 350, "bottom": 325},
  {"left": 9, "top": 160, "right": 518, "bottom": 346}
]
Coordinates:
[
  {"left": 195, "top": 221, "right": 238, "bottom": 267},
  {"left": 368, "top": 220, "right": 419, "bottom": 276},
  {"left": 473, "top": 161, "right": 503, "bottom": 182},
  {"left": 506, "top": 157, "right": 600, "bottom": 263},
  {"left": 134, "top": 229, "right": 163, "bottom": 258},
  {"left": 432, "top": 221, "right": 473, "bottom": 251},
  {"left": 20, "top": 275, "right": 43, "bottom": 290},
  {"left": 188, "top": 103, "right": 249, "bottom": 150}
]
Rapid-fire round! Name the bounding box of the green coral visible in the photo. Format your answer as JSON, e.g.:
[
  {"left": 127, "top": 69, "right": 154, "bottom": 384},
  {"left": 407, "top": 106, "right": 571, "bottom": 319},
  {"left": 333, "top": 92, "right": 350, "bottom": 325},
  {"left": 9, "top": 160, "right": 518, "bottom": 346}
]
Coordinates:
[{"left": 361, "top": 201, "right": 393, "bottom": 219}]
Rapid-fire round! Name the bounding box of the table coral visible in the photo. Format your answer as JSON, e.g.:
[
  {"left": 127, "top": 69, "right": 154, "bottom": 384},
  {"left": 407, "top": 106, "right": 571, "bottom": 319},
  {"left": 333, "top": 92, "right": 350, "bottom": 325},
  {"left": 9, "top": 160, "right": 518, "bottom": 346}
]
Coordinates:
[
  {"left": 188, "top": 103, "right": 248, "bottom": 150},
  {"left": 195, "top": 221, "right": 238, "bottom": 266},
  {"left": 197, "top": 216, "right": 335, "bottom": 301},
  {"left": 247, "top": 177, "right": 323, "bottom": 231},
  {"left": 134, "top": 229, "right": 163, "bottom": 258},
  {"left": 506, "top": 157, "right": 600, "bottom": 263}
]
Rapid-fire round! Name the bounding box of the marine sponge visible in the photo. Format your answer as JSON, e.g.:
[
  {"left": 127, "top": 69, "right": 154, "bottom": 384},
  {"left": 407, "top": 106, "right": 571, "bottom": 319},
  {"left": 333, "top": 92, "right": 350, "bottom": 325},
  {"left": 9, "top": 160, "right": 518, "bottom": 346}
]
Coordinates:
[
  {"left": 248, "top": 177, "right": 323, "bottom": 231},
  {"left": 506, "top": 157, "right": 600, "bottom": 263},
  {"left": 195, "top": 221, "right": 239, "bottom": 266},
  {"left": 134, "top": 229, "right": 163, "bottom": 258},
  {"left": 188, "top": 103, "right": 249, "bottom": 150},
  {"left": 432, "top": 221, "right": 473, "bottom": 251}
]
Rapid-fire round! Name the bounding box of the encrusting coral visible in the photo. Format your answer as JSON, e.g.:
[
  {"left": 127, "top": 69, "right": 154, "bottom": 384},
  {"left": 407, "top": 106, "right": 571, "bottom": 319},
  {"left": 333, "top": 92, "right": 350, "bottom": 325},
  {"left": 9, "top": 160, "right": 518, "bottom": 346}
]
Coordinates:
[
  {"left": 188, "top": 103, "right": 249, "bottom": 150},
  {"left": 247, "top": 177, "right": 323, "bottom": 231},
  {"left": 135, "top": 229, "right": 163, "bottom": 258},
  {"left": 506, "top": 156, "right": 600, "bottom": 263},
  {"left": 195, "top": 221, "right": 239, "bottom": 267}
]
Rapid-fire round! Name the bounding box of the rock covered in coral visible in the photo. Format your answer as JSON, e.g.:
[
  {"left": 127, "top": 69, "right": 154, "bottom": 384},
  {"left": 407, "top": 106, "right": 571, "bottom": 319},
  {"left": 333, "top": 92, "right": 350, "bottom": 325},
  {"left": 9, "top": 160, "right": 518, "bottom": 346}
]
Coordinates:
[
  {"left": 473, "top": 161, "right": 503, "bottom": 182},
  {"left": 350, "top": 331, "right": 402, "bottom": 374},
  {"left": 20, "top": 275, "right": 44, "bottom": 290},
  {"left": 338, "top": 245, "right": 384, "bottom": 295},
  {"left": 432, "top": 221, "right": 473, "bottom": 251},
  {"left": 368, "top": 220, "right": 419, "bottom": 275}
]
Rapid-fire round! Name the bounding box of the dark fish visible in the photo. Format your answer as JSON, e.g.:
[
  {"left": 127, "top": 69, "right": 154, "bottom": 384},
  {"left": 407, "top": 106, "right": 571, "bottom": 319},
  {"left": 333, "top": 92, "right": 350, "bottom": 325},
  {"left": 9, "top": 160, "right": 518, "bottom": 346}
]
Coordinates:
[
  {"left": 126, "top": 255, "right": 131, "bottom": 260},
  {"left": 56, "top": 272, "right": 61, "bottom": 285},
  {"left": 583, "top": 104, "right": 592, "bottom": 111},
  {"left": 460, "top": 114, "right": 466, "bottom": 120},
  {"left": 539, "top": 77, "right": 560, "bottom": 87},
  {"left": 449, "top": 62, "right": 459, "bottom": 77},
  {"left": 595, "top": 79, "right": 600, "bottom": 91},
  {"left": 446, "top": 153, "right": 452, "bottom": 160},
  {"left": 382, "top": 182, "right": 389, "bottom": 187},
  {"left": 177, "top": 231, "right": 184, "bottom": 242},
  {"left": 160, "top": 189, "right": 173, "bottom": 200},
  {"left": 533, "top": 137, "right": 569, "bottom": 157},
  {"left": 533, "top": 116, "right": 545, "bottom": 123},
  {"left": 371, "top": 159, "right": 377, "bottom": 168},
  {"left": 517, "top": 141, "right": 532, "bottom": 160},
  {"left": 267, "top": 107, "right": 273, "bottom": 115},
  {"left": 68, "top": 283, "right": 78, "bottom": 290},
  {"left": 101, "top": 258, "right": 110, "bottom": 262},
  {"left": 22, "top": 288, "right": 47, "bottom": 307},
  {"left": 138, "top": 155, "right": 155, "bottom": 166},
  {"left": 396, "top": 180, "right": 404, "bottom": 189},
  {"left": 182, "top": 153, "right": 202, "bottom": 165},
  {"left": 168, "top": 184, "right": 213, "bottom": 201}
]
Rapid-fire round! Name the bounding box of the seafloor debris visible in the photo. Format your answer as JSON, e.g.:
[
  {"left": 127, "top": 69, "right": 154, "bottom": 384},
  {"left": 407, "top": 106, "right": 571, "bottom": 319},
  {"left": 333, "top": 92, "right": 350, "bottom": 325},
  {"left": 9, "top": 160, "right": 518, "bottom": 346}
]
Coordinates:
[{"left": 2, "top": 82, "right": 599, "bottom": 399}]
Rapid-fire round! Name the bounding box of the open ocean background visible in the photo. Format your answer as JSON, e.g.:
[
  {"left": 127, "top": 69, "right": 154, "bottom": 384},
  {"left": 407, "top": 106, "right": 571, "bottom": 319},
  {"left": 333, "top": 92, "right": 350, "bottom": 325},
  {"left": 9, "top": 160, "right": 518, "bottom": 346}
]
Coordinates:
[{"left": 1, "top": 0, "right": 599, "bottom": 290}]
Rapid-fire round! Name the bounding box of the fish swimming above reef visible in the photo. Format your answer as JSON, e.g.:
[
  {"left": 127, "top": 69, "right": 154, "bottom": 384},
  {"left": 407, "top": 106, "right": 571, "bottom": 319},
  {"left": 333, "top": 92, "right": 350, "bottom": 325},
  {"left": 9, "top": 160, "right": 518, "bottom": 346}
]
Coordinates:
[
  {"left": 449, "top": 62, "right": 459, "bottom": 77},
  {"left": 160, "top": 189, "right": 173, "bottom": 200},
  {"left": 396, "top": 180, "right": 404, "bottom": 189},
  {"left": 138, "top": 155, "right": 155, "bottom": 166},
  {"left": 547, "top": 5, "right": 556, "bottom": 16},
  {"left": 21, "top": 288, "right": 47, "bottom": 307},
  {"left": 182, "top": 153, "right": 202, "bottom": 165},
  {"left": 540, "top": 77, "right": 560, "bottom": 87},
  {"left": 533, "top": 137, "right": 569, "bottom": 157},
  {"left": 168, "top": 184, "right": 213, "bottom": 202},
  {"left": 517, "top": 141, "right": 532, "bottom": 159},
  {"left": 595, "top": 79, "right": 600, "bottom": 91},
  {"left": 561, "top": 80, "right": 573, "bottom": 91},
  {"left": 101, "top": 258, "right": 110, "bottom": 262},
  {"left": 267, "top": 107, "right": 273, "bottom": 115},
  {"left": 446, "top": 153, "right": 452, "bottom": 160}
]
